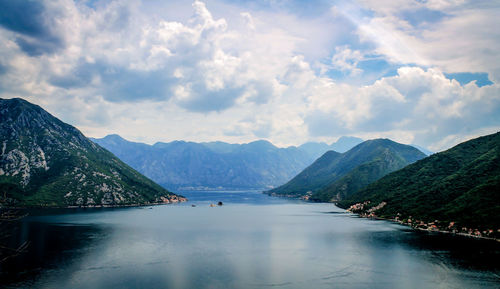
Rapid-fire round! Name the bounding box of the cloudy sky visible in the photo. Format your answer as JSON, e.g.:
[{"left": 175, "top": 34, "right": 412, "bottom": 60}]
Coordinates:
[{"left": 0, "top": 0, "right": 499, "bottom": 151}]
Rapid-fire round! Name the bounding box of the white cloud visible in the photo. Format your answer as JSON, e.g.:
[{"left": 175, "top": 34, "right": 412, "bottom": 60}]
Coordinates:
[
  {"left": 240, "top": 12, "right": 255, "bottom": 30},
  {"left": 303, "top": 66, "right": 500, "bottom": 150},
  {"left": 0, "top": 0, "right": 498, "bottom": 152},
  {"left": 331, "top": 46, "right": 364, "bottom": 76},
  {"left": 354, "top": 0, "right": 500, "bottom": 81}
]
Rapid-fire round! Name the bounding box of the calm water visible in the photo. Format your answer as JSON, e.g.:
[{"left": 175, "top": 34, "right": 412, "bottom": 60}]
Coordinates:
[{"left": 1, "top": 191, "right": 499, "bottom": 289}]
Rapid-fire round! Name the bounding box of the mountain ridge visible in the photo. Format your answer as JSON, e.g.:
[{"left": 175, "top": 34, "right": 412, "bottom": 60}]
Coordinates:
[
  {"left": 0, "top": 98, "right": 184, "bottom": 207},
  {"left": 92, "top": 134, "right": 317, "bottom": 190},
  {"left": 298, "top": 136, "right": 364, "bottom": 160},
  {"left": 267, "top": 138, "right": 427, "bottom": 201},
  {"left": 338, "top": 132, "right": 500, "bottom": 234}
]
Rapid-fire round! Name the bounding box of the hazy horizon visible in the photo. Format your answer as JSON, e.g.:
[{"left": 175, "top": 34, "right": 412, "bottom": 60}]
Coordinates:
[{"left": 92, "top": 133, "right": 442, "bottom": 154}]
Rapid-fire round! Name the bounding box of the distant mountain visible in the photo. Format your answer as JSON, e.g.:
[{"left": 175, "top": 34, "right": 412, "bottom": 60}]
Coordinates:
[
  {"left": 331, "top": 136, "right": 365, "bottom": 153},
  {"left": 299, "top": 136, "right": 363, "bottom": 160},
  {"left": 0, "top": 98, "right": 184, "bottom": 207},
  {"left": 200, "top": 141, "right": 240, "bottom": 154},
  {"left": 92, "top": 135, "right": 314, "bottom": 190},
  {"left": 298, "top": 142, "right": 332, "bottom": 160},
  {"left": 267, "top": 139, "right": 426, "bottom": 201},
  {"left": 411, "top": 144, "right": 433, "bottom": 156},
  {"left": 338, "top": 132, "right": 500, "bottom": 231}
]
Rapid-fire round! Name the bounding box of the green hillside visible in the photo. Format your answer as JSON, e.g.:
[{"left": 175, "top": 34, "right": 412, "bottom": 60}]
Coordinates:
[
  {"left": 312, "top": 149, "right": 410, "bottom": 202},
  {"left": 0, "top": 98, "right": 185, "bottom": 207},
  {"left": 267, "top": 139, "right": 426, "bottom": 200},
  {"left": 266, "top": 150, "right": 341, "bottom": 197},
  {"left": 339, "top": 132, "right": 500, "bottom": 232}
]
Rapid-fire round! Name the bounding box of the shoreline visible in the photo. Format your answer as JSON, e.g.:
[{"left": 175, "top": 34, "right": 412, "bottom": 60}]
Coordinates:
[
  {"left": 0, "top": 198, "right": 188, "bottom": 210},
  {"left": 268, "top": 195, "right": 500, "bottom": 243},
  {"left": 353, "top": 213, "right": 500, "bottom": 243}
]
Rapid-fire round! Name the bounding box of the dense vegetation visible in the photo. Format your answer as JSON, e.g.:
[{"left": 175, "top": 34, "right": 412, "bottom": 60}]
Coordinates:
[
  {"left": 339, "top": 132, "right": 500, "bottom": 231},
  {"left": 267, "top": 139, "right": 426, "bottom": 201},
  {"left": 265, "top": 150, "right": 341, "bottom": 197},
  {"left": 0, "top": 98, "right": 183, "bottom": 207}
]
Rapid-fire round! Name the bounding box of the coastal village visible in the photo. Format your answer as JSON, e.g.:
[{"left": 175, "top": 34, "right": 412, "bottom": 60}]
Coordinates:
[{"left": 347, "top": 201, "right": 499, "bottom": 241}]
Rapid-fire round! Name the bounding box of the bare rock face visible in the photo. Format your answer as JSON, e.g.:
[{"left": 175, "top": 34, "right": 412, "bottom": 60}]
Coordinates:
[{"left": 0, "top": 98, "right": 185, "bottom": 207}]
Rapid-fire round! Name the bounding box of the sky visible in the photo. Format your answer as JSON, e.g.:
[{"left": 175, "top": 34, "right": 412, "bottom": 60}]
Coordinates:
[{"left": 0, "top": 0, "right": 499, "bottom": 151}]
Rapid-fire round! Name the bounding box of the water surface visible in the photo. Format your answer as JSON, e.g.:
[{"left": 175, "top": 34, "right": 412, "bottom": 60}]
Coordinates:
[{"left": 1, "top": 191, "right": 499, "bottom": 288}]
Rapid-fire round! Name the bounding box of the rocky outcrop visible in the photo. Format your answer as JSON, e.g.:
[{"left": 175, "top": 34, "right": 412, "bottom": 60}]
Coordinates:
[{"left": 0, "top": 98, "right": 185, "bottom": 207}]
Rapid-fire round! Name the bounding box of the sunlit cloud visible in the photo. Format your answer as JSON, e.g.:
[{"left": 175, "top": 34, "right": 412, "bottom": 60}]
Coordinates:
[{"left": 0, "top": 0, "right": 498, "bottom": 151}]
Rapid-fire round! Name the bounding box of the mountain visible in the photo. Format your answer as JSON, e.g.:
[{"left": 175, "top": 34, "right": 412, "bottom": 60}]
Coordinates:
[
  {"left": 0, "top": 98, "right": 184, "bottom": 207},
  {"left": 92, "top": 136, "right": 314, "bottom": 190},
  {"left": 411, "top": 144, "right": 433, "bottom": 156},
  {"left": 267, "top": 139, "right": 427, "bottom": 201},
  {"left": 331, "top": 136, "right": 365, "bottom": 153},
  {"left": 297, "top": 142, "right": 332, "bottom": 160},
  {"left": 338, "top": 132, "right": 500, "bottom": 232},
  {"left": 299, "top": 136, "right": 363, "bottom": 160},
  {"left": 200, "top": 141, "right": 240, "bottom": 154},
  {"left": 266, "top": 151, "right": 342, "bottom": 197}
]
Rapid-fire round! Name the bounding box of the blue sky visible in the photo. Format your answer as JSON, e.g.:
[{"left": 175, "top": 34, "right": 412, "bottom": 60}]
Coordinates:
[{"left": 0, "top": 0, "right": 499, "bottom": 151}]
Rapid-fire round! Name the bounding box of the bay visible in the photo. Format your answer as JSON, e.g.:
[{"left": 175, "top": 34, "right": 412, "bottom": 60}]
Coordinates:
[{"left": 1, "top": 191, "right": 499, "bottom": 288}]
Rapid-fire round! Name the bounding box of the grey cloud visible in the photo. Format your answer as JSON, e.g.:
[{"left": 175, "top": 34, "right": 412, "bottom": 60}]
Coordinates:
[
  {"left": 41, "top": 0, "right": 248, "bottom": 111},
  {"left": 0, "top": 0, "right": 47, "bottom": 36},
  {"left": 98, "top": 2, "right": 132, "bottom": 32},
  {"left": 0, "top": 0, "right": 64, "bottom": 55},
  {"left": 102, "top": 69, "right": 176, "bottom": 102},
  {"left": 49, "top": 59, "right": 177, "bottom": 102},
  {"left": 177, "top": 84, "right": 244, "bottom": 112},
  {"left": 0, "top": 62, "right": 7, "bottom": 75},
  {"left": 49, "top": 59, "right": 96, "bottom": 88},
  {"left": 246, "top": 80, "right": 274, "bottom": 104},
  {"left": 15, "top": 35, "right": 63, "bottom": 56},
  {"left": 304, "top": 111, "right": 348, "bottom": 137},
  {"left": 361, "top": 100, "right": 414, "bottom": 131},
  {"left": 252, "top": 122, "right": 272, "bottom": 139}
]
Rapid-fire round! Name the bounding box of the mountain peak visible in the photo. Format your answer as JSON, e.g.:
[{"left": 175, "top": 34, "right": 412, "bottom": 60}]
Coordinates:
[
  {"left": 1, "top": 97, "right": 51, "bottom": 120},
  {"left": 103, "top": 134, "right": 126, "bottom": 141},
  {"left": 94, "top": 136, "right": 314, "bottom": 190},
  {"left": 0, "top": 98, "right": 184, "bottom": 207},
  {"left": 335, "top": 136, "right": 364, "bottom": 143},
  {"left": 244, "top": 140, "right": 277, "bottom": 150},
  {"left": 267, "top": 138, "right": 426, "bottom": 201},
  {"left": 339, "top": 131, "right": 500, "bottom": 232},
  {"left": 1, "top": 97, "right": 33, "bottom": 107},
  {"left": 97, "top": 134, "right": 129, "bottom": 144},
  {"left": 330, "top": 136, "right": 364, "bottom": 153}
]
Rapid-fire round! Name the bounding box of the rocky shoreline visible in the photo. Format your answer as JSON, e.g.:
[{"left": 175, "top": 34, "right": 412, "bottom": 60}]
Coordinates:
[
  {"left": 346, "top": 201, "right": 500, "bottom": 242},
  {"left": 1, "top": 195, "right": 187, "bottom": 209}
]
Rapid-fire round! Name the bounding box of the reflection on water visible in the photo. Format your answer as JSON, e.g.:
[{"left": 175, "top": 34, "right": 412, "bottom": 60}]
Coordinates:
[
  {"left": 1, "top": 191, "right": 499, "bottom": 289},
  {"left": 0, "top": 220, "right": 108, "bottom": 287}
]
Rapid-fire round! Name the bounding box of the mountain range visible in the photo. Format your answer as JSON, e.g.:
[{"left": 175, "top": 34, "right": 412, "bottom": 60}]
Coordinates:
[
  {"left": 338, "top": 132, "right": 500, "bottom": 232},
  {"left": 0, "top": 98, "right": 184, "bottom": 207},
  {"left": 92, "top": 133, "right": 431, "bottom": 191},
  {"left": 266, "top": 139, "right": 427, "bottom": 202},
  {"left": 92, "top": 135, "right": 317, "bottom": 190}
]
